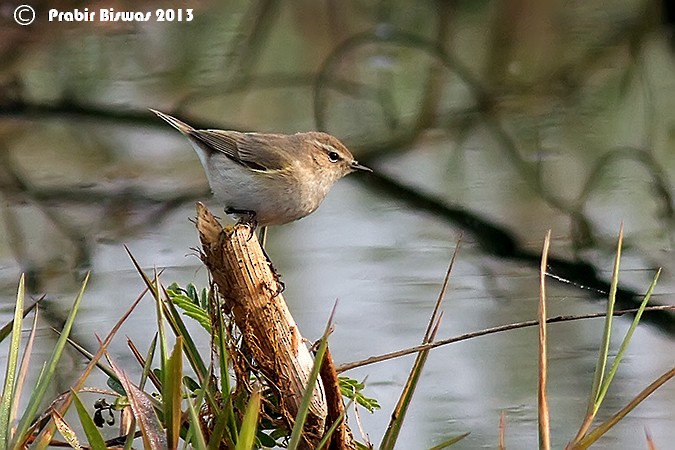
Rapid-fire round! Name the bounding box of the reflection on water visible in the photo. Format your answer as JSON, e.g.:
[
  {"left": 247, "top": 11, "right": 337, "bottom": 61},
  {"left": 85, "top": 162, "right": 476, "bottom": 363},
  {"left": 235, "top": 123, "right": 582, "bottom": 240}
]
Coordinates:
[{"left": 1, "top": 1, "right": 675, "bottom": 448}]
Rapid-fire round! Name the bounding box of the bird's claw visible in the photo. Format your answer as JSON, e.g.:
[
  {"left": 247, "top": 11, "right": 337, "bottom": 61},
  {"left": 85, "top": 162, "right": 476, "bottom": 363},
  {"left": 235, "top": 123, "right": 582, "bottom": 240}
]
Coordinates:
[{"left": 226, "top": 207, "right": 258, "bottom": 240}]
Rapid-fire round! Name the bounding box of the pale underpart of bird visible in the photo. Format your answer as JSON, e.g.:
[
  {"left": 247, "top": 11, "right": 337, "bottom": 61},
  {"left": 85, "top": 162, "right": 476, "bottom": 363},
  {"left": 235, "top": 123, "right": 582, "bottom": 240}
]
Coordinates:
[{"left": 151, "top": 109, "right": 371, "bottom": 226}]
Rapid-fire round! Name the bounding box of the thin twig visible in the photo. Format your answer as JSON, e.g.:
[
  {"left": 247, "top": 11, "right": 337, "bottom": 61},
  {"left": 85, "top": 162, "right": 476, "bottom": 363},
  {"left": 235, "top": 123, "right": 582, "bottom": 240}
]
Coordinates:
[{"left": 336, "top": 305, "right": 675, "bottom": 373}]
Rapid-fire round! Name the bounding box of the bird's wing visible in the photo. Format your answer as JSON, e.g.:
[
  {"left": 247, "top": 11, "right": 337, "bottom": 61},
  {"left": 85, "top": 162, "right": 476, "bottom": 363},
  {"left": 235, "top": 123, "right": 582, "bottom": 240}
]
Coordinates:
[{"left": 190, "top": 130, "right": 288, "bottom": 172}]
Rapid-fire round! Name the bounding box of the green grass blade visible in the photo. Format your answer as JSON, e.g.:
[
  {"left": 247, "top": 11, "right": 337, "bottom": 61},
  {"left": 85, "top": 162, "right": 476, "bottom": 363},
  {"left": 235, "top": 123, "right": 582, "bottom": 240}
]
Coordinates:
[
  {"left": 11, "top": 303, "right": 39, "bottom": 434},
  {"left": 165, "top": 337, "right": 184, "bottom": 449},
  {"left": 161, "top": 286, "right": 224, "bottom": 428},
  {"left": 12, "top": 272, "right": 90, "bottom": 448},
  {"left": 316, "top": 397, "right": 356, "bottom": 450},
  {"left": 162, "top": 288, "right": 208, "bottom": 384},
  {"left": 152, "top": 269, "right": 169, "bottom": 375},
  {"left": 184, "top": 384, "right": 208, "bottom": 450},
  {"left": 139, "top": 334, "right": 159, "bottom": 391},
  {"left": 588, "top": 225, "right": 623, "bottom": 414},
  {"left": 287, "top": 330, "right": 329, "bottom": 450},
  {"left": 380, "top": 249, "right": 455, "bottom": 450},
  {"left": 428, "top": 432, "right": 471, "bottom": 449},
  {"left": 161, "top": 287, "right": 227, "bottom": 446},
  {"left": 0, "top": 293, "right": 39, "bottom": 342},
  {"left": 575, "top": 367, "right": 675, "bottom": 449},
  {"left": 208, "top": 310, "right": 236, "bottom": 448},
  {"left": 235, "top": 389, "right": 261, "bottom": 450},
  {"left": 31, "top": 280, "right": 145, "bottom": 449},
  {"left": 595, "top": 268, "right": 661, "bottom": 407},
  {"left": 0, "top": 275, "right": 26, "bottom": 448},
  {"left": 380, "top": 317, "right": 443, "bottom": 450},
  {"left": 207, "top": 407, "right": 233, "bottom": 450},
  {"left": 71, "top": 390, "right": 107, "bottom": 450},
  {"left": 287, "top": 303, "right": 340, "bottom": 450}
]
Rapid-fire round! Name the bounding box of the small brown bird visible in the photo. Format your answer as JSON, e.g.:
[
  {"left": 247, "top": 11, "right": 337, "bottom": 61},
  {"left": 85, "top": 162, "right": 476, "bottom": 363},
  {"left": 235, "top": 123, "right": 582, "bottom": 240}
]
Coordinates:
[{"left": 151, "top": 110, "right": 371, "bottom": 226}]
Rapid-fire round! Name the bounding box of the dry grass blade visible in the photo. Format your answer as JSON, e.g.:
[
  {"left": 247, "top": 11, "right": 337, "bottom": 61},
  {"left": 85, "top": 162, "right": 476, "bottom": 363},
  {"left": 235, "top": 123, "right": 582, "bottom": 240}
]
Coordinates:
[
  {"left": 288, "top": 303, "right": 336, "bottom": 450},
  {"left": 109, "top": 356, "right": 167, "bottom": 450},
  {"left": 645, "top": 427, "right": 658, "bottom": 450},
  {"left": 379, "top": 239, "right": 460, "bottom": 450},
  {"left": 573, "top": 367, "right": 675, "bottom": 449},
  {"left": 52, "top": 410, "right": 80, "bottom": 449},
  {"left": 12, "top": 303, "right": 40, "bottom": 434},
  {"left": 564, "top": 227, "right": 670, "bottom": 449},
  {"left": 21, "top": 282, "right": 149, "bottom": 448},
  {"left": 423, "top": 235, "right": 461, "bottom": 339},
  {"left": 127, "top": 337, "right": 162, "bottom": 391},
  {"left": 538, "top": 230, "right": 551, "bottom": 450},
  {"left": 498, "top": 411, "right": 505, "bottom": 450}
]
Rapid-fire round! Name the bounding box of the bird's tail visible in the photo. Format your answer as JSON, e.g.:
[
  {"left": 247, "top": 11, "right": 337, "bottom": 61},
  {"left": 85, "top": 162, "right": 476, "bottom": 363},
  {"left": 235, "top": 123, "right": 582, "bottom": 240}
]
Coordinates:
[{"left": 149, "top": 109, "right": 194, "bottom": 135}]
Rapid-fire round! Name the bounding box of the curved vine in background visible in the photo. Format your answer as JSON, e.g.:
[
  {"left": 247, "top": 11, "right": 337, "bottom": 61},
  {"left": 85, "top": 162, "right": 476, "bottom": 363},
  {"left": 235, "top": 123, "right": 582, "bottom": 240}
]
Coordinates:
[
  {"left": 313, "top": 23, "right": 674, "bottom": 246},
  {"left": 311, "top": 19, "right": 675, "bottom": 330},
  {"left": 576, "top": 147, "right": 674, "bottom": 244},
  {"left": 313, "top": 29, "right": 490, "bottom": 149}
]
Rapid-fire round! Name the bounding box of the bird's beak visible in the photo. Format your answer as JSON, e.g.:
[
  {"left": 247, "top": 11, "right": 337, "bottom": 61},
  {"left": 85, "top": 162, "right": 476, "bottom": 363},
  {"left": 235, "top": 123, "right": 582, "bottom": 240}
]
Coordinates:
[{"left": 350, "top": 160, "right": 372, "bottom": 172}]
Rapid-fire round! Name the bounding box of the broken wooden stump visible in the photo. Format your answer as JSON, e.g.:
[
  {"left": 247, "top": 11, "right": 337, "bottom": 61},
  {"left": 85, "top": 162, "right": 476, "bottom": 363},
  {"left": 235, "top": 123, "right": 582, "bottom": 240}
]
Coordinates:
[{"left": 195, "top": 202, "right": 354, "bottom": 449}]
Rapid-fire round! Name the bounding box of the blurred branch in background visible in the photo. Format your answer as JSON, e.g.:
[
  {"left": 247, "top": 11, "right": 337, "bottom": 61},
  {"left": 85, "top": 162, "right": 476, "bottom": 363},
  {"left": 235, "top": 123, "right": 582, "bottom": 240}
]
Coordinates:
[{"left": 0, "top": 1, "right": 673, "bottom": 323}]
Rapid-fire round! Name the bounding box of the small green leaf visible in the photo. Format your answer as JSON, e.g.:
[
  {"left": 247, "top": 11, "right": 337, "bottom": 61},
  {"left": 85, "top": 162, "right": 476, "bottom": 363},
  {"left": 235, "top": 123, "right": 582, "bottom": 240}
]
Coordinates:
[{"left": 339, "top": 376, "right": 380, "bottom": 413}]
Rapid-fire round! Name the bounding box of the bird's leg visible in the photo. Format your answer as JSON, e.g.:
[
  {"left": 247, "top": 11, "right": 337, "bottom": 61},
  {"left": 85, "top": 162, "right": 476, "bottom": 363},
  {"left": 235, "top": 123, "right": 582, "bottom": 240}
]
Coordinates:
[
  {"left": 258, "top": 226, "right": 284, "bottom": 296},
  {"left": 256, "top": 226, "right": 284, "bottom": 297},
  {"left": 258, "top": 225, "right": 268, "bottom": 248}
]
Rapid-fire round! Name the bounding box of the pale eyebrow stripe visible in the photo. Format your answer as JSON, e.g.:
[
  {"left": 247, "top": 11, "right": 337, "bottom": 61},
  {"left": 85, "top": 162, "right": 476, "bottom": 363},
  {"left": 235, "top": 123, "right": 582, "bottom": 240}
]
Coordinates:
[{"left": 312, "top": 140, "right": 338, "bottom": 153}]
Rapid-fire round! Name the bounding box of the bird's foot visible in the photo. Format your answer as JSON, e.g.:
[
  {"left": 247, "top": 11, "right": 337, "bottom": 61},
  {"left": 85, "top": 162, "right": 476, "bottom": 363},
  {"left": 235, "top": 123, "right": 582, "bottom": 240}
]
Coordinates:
[{"left": 226, "top": 207, "right": 257, "bottom": 240}]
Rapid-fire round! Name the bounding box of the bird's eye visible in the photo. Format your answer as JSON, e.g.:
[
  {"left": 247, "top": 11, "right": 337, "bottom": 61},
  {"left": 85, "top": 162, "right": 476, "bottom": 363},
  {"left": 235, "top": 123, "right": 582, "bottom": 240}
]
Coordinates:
[{"left": 328, "top": 151, "right": 340, "bottom": 163}]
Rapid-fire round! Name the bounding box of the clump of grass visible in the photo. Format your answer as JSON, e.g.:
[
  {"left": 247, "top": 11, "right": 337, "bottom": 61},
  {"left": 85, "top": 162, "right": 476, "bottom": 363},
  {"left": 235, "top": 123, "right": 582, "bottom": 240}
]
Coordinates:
[
  {"left": 536, "top": 226, "right": 673, "bottom": 450},
  {"left": 0, "top": 227, "right": 673, "bottom": 449}
]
